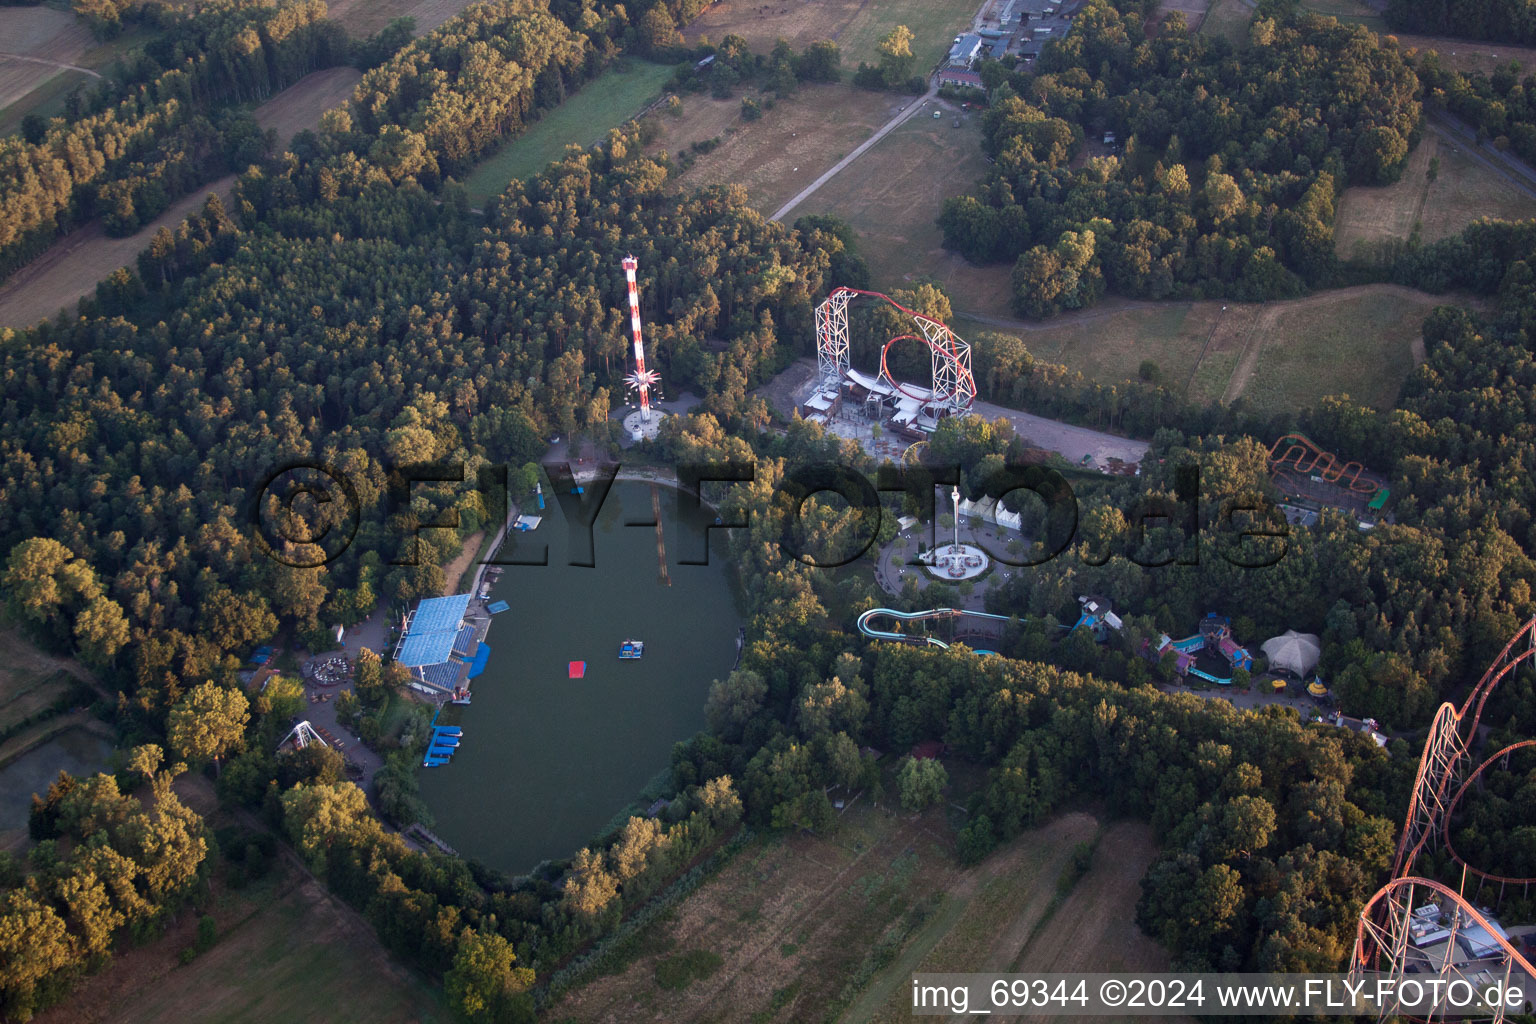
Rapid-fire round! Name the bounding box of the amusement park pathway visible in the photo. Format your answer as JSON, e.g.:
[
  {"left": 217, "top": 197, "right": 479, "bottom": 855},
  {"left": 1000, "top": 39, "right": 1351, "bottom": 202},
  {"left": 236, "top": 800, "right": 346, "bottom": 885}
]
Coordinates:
[{"left": 769, "top": 82, "right": 940, "bottom": 223}]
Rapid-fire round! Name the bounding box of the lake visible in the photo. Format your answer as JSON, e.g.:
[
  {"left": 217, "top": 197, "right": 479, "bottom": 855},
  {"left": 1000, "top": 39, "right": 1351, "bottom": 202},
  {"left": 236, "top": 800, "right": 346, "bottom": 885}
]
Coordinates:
[
  {"left": 417, "top": 479, "right": 742, "bottom": 872},
  {"left": 0, "top": 727, "right": 113, "bottom": 832}
]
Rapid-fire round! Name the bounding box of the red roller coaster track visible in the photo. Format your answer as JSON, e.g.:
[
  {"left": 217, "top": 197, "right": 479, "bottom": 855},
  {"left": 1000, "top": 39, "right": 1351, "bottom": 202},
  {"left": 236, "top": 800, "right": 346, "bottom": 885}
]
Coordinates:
[{"left": 814, "top": 287, "right": 976, "bottom": 414}]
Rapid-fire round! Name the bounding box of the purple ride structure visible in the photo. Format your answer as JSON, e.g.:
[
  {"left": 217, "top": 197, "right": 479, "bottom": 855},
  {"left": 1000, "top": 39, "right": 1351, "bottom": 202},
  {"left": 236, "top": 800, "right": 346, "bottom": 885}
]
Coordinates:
[{"left": 1350, "top": 618, "right": 1536, "bottom": 1021}]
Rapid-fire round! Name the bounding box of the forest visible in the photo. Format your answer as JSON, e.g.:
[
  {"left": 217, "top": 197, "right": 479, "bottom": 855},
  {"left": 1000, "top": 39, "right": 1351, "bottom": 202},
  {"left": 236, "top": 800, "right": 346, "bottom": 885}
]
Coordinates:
[
  {"left": 0, "top": 0, "right": 1534, "bottom": 1015},
  {"left": 1416, "top": 54, "right": 1536, "bottom": 171},
  {"left": 939, "top": 0, "right": 1419, "bottom": 315},
  {"left": 1385, "top": 0, "right": 1536, "bottom": 45},
  {"left": 0, "top": 0, "right": 349, "bottom": 280}
]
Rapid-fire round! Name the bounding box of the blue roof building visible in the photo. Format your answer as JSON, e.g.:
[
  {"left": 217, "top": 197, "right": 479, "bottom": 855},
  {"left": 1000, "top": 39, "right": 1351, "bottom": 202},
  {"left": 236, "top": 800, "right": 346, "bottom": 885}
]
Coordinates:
[{"left": 396, "top": 593, "right": 472, "bottom": 667}]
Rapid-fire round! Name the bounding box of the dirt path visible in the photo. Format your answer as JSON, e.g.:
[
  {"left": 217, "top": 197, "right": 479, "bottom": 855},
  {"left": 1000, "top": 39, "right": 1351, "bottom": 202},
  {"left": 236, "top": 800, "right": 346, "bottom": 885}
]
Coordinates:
[
  {"left": 441, "top": 530, "right": 485, "bottom": 595},
  {"left": 770, "top": 83, "right": 939, "bottom": 222},
  {"left": 0, "top": 6, "right": 96, "bottom": 109},
  {"left": 0, "top": 51, "right": 101, "bottom": 78},
  {"left": 1217, "top": 282, "right": 1483, "bottom": 405}
]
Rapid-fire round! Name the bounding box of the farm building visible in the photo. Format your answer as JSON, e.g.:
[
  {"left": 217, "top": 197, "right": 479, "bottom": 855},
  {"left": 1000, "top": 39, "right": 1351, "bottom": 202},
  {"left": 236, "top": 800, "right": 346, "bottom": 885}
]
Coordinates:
[
  {"left": 938, "top": 68, "right": 984, "bottom": 88},
  {"left": 948, "top": 33, "right": 985, "bottom": 66}
]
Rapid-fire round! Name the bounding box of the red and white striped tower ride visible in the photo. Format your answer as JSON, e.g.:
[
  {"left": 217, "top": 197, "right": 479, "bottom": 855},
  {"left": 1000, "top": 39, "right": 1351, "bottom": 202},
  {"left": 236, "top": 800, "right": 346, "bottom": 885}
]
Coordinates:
[{"left": 622, "top": 254, "right": 661, "bottom": 422}]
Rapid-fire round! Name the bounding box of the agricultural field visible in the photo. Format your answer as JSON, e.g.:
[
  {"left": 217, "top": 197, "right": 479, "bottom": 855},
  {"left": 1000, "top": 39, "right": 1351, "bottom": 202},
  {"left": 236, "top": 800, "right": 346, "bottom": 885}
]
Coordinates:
[
  {"left": 850, "top": 820, "right": 1187, "bottom": 1024},
  {"left": 548, "top": 799, "right": 1169, "bottom": 1024},
  {"left": 795, "top": 98, "right": 994, "bottom": 294},
  {"left": 684, "top": 0, "right": 980, "bottom": 67},
  {"left": 463, "top": 61, "right": 674, "bottom": 204},
  {"left": 1299, "top": 0, "right": 1384, "bottom": 30},
  {"left": 1334, "top": 132, "right": 1536, "bottom": 258},
  {"left": 35, "top": 848, "right": 447, "bottom": 1024},
  {"left": 0, "top": 65, "right": 362, "bottom": 329},
  {"left": 960, "top": 284, "right": 1469, "bottom": 418},
  {"left": 0, "top": 6, "right": 151, "bottom": 136},
  {"left": 1197, "top": 0, "right": 1251, "bottom": 46},
  {"left": 0, "top": 626, "right": 94, "bottom": 740},
  {"left": 664, "top": 82, "right": 899, "bottom": 216}
]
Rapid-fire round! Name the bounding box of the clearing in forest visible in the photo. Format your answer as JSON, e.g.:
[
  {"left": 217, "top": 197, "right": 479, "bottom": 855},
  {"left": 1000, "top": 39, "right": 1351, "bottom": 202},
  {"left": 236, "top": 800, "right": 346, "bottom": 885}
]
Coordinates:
[
  {"left": 960, "top": 284, "right": 1470, "bottom": 418},
  {"left": 0, "top": 66, "right": 362, "bottom": 329},
  {"left": 666, "top": 82, "right": 899, "bottom": 216},
  {"left": 795, "top": 97, "right": 992, "bottom": 295},
  {"left": 549, "top": 800, "right": 1172, "bottom": 1024},
  {"left": 463, "top": 61, "right": 674, "bottom": 203},
  {"left": 1334, "top": 132, "right": 1536, "bottom": 259},
  {"left": 684, "top": 0, "right": 980, "bottom": 67},
  {"left": 0, "top": 626, "right": 92, "bottom": 737},
  {"left": 34, "top": 851, "right": 447, "bottom": 1024},
  {"left": 326, "top": 0, "right": 482, "bottom": 39}
]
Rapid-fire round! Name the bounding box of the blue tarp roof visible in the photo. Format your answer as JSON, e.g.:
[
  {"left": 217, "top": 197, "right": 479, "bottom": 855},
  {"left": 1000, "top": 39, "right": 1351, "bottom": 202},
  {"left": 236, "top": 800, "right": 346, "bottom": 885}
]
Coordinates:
[
  {"left": 466, "top": 642, "right": 491, "bottom": 679},
  {"left": 419, "top": 661, "right": 461, "bottom": 691},
  {"left": 398, "top": 594, "right": 472, "bottom": 666}
]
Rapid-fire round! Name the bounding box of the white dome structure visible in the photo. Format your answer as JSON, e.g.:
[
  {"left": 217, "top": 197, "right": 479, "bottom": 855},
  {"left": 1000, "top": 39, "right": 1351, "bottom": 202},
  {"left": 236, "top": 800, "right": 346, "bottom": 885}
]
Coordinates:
[{"left": 1262, "top": 630, "right": 1321, "bottom": 678}]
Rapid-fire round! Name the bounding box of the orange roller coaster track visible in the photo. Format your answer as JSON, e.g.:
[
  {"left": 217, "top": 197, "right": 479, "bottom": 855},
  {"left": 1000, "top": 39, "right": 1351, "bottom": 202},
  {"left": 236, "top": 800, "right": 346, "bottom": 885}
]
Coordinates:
[
  {"left": 1349, "top": 617, "right": 1536, "bottom": 1022},
  {"left": 1268, "top": 432, "right": 1380, "bottom": 495}
]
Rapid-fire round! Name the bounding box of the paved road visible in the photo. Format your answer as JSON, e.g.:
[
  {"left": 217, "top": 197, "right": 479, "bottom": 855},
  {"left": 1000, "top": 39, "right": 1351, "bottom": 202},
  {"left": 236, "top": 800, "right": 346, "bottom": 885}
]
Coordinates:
[
  {"left": 972, "top": 395, "right": 1149, "bottom": 470},
  {"left": 770, "top": 83, "right": 939, "bottom": 222}
]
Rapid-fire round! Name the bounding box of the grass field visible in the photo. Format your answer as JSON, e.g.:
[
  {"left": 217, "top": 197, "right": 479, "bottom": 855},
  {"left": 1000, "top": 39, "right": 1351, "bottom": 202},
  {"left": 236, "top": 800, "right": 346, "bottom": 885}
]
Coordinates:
[
  {"left": 35, "top": 848, "right": 447, "bottom": 1024},
  {"left": 325, "top": 0, "right": 481, "bottom": 38},
  {"left": 1391, "top": 34, "right": 1536, "bottom": 74},
  {"left": 1334, "top": 133, "right": 1536, "bottom": 257},
  {"left": 1198, "top": 0, "right": 1251, "bottom": 45},
  {"left": 549, "top": 797, "right": 1171, "bottom": 1024},
  {"left": 1301, "top": 0, "right": 1385, "bottom": 26},
  {"left": 684, "top": 0, "right": 980, "bottom": 68},
  {"left": 463, "top": 62, "right": 674, "bottom": 204},
  {"left": 796, "top": 98, "right": 991, "bottom": 289},
  {"left": 958, "top": 284, "right": 1469, "bottom": 417},
  {"left": 665, "top": 82, "right": 900, "bottom": 215},
  {"left": 1217, "top": 286, "right": 1450, "bottom": 414}
]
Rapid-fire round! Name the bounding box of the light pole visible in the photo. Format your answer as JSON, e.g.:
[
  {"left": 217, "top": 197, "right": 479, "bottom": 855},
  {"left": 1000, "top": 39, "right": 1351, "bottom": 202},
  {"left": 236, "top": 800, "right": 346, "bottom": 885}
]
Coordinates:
[{"left": 951, "top": 484, "right": 961, "bottom": 553}]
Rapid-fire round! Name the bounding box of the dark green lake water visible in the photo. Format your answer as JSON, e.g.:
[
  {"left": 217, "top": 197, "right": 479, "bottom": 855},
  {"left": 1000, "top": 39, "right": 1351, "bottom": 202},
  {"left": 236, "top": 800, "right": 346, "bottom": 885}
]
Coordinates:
[
  {"left": 0, "top": 728, "right": 112, "bottom": 830},
  {"left": 417, "top": 480, "right": 742, "bottom": 872}
]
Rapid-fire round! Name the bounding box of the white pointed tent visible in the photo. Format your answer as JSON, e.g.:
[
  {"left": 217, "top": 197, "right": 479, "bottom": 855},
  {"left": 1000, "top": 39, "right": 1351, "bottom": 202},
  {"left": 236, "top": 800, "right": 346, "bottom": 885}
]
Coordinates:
[{"left": 1261, "top": 630, "right": 1321, "bottom": 678}]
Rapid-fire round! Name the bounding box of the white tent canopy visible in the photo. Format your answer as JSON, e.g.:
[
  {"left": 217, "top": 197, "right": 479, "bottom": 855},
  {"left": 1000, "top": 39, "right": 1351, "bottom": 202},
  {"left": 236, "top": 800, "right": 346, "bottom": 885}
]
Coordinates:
[{"left": 1262, "top": 630, "right": 1321, "bottom": 677}]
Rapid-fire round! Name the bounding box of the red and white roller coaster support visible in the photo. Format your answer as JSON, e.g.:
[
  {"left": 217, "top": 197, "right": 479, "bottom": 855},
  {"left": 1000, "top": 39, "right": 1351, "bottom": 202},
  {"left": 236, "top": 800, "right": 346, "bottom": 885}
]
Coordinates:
[
  {"left": 814, "top": 287, "right": 976, "bottom": 416},
  {"left": 1350, "top": 617, "right": 1536, "bottom": 1021}
]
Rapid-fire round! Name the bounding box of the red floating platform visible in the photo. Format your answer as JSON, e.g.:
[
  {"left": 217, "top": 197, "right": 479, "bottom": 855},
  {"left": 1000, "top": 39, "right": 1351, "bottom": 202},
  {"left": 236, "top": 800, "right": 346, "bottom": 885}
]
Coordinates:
[{"left": 568, "top": 661, "right": 586, "bottom": 678}]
